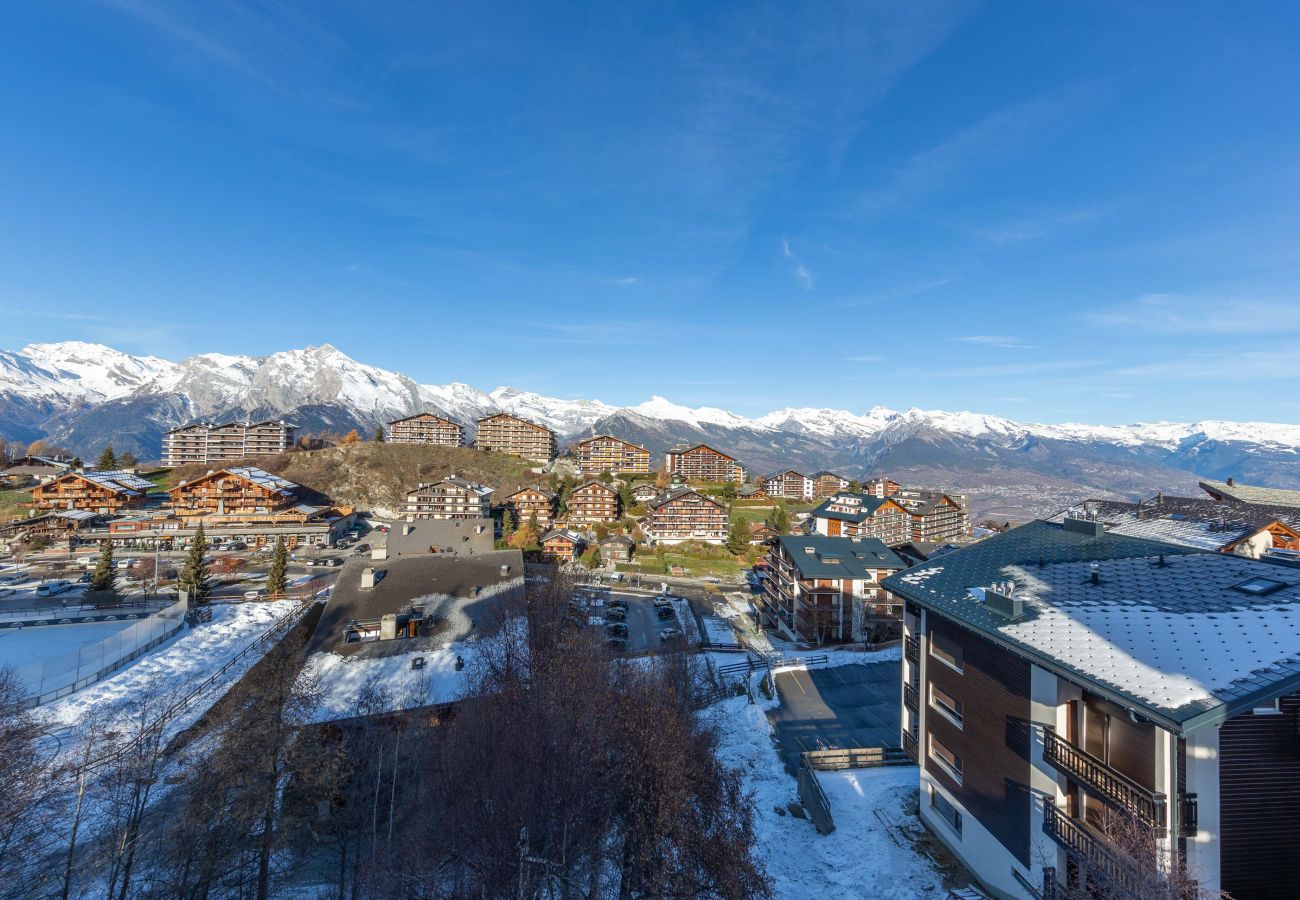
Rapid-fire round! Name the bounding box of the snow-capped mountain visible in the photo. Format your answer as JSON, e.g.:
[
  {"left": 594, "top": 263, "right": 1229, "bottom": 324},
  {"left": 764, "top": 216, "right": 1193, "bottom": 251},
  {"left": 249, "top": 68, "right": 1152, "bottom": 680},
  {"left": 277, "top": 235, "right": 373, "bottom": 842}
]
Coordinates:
[{"left": 1, "top": 341, "right": 1297, "bottom": 512}]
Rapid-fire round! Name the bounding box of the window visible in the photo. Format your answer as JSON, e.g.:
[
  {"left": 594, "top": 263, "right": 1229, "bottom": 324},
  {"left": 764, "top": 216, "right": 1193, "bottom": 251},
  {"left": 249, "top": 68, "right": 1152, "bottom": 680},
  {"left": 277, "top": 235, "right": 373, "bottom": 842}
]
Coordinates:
[
  {"left": 930, "top": 785, "right": 962, "bottom": 835},
  {"left": 1233, "top": 577, "right": 1289, "bottom": 596},
  {"left": 929, "top": 735, "right": 963, "bottom": 784},
  {"left": 931, "top": 685, "right": 964, "bottom": 727},
  {"left": 930, "top": 630, "right": 964, "bottom": 673},
  {"left": 1252, "top": 697, "right": 1283, "bottom": 716}
]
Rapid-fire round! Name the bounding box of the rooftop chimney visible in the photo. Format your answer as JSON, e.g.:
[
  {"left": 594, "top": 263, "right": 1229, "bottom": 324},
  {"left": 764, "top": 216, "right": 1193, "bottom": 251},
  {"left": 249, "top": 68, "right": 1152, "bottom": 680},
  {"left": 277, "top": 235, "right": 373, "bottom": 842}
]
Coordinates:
[
  {"left": 984, "top": 582, "right": 1024, "bottom": 618},
  {"left": 1227, "top": 477, "right": 1236, "bottom": 487},
  {"left": 1090, "top": 563, "right": 1101, "bottom": 585},
  {"left": 361, "top": 567, "right": 377, "bottom": 589}
]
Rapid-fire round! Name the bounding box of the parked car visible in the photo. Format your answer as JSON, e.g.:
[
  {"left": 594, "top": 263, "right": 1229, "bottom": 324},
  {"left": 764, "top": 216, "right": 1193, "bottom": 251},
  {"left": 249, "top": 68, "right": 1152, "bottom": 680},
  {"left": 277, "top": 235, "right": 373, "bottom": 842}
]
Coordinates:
[
  {"left": 607, "top": 597, "right": 628, "bottom": 609},
  {"left": 325, "top": 557, "right": 343, "bottom": 567},
  {"left": 653, "top": 597, "right": 674, "bottom": 609},
  {"left": 0, "top": 573, "right": 25, "bottom": 584},
  {"left": 656, "top": 606, "right": 675, "bottom": 620},
  {"left": 78, "top": 572, "right": 93, "bottom": 583},
  {"left": 658, "top": 627, "right": 681, "bottom": 641},
  {"left": 244, "top": 589, "right": 266, "bottom": 600},
  {"left": 605, "top": 606, "right": 627, "bottom": 621},
  {"left": 228, "top": 542, "right": 247, "bottom": 550},
  {"left": 36, "top": 580, "right": 73, "bottom": 596},
  {"left": 606, "top": 634, "right": 629, "bottom": 650},
  {"left": 355, "top": 543, "right": 370, "bottom": 553},
  {"left": 605, "top": 622, "right": 629, "bottom": 638},
  {"left": 0, "top": 587, "right": 15, "bottom": 598}
]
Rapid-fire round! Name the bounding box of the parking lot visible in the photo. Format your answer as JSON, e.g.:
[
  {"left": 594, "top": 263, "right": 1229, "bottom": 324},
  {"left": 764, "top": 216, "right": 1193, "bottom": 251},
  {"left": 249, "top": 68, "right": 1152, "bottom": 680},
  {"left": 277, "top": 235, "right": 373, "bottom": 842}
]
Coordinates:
[
  {"left": 585, "top": 590, "right": 684, "bottom": 653},
  {"left": 768, "top": 662, "right": 901, "bottom": 774}
]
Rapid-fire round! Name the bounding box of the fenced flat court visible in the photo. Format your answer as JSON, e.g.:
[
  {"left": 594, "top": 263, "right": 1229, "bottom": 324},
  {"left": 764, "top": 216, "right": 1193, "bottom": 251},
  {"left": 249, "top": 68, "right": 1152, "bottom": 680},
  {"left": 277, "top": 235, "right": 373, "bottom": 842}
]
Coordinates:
[{"left": 2, "top": 620, "right": 137, "bottom": 684}]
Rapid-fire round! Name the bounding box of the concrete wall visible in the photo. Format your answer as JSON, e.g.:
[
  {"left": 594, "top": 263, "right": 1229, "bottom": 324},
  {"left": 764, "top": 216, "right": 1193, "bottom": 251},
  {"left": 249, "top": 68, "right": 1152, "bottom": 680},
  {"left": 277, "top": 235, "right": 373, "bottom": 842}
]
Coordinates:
[{"left": 1184, "top": 726, "right": 1221, "bottom": 894}]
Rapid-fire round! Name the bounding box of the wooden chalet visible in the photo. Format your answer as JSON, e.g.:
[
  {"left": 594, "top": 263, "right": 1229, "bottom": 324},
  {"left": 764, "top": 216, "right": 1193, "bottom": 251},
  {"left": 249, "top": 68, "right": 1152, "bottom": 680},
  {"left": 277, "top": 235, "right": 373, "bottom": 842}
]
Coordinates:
[
  {"left": 631, "top": 483, "right": 661, "bottom": 503},
  {"left": 567, "top": 480, "right": 620, "bottom": 525},
  {"left": 575, "top": 435, "right": 651, "bottom": 475},
  {"left": 166, "top": 467, "right": 332, "bottom": 531},
  {"left": 598, "top": 535, "right": 635, "bottom": 564},
  {"left": 29, "top": 469, "right": 152, "bottom": 515},
  {"left": 810, "top": 492, "right": 913, "bottom": 545},
  {"left": 505, "top": 486, "right": 555, "bottom": 529},
  {"left": 663, "top": 444, "right": 745, "bottom": 484},
  {"left": 0, "top": 509, "right": 101, "bottom": 549},
  {"left": 386, "top": 413, "right": 465, "bottom": 446},
  {"left": 863, "top": 476, "right": 901, "bottom": 498},
  {"left": 811, "top": 471, "right": 850, "bottom": 500},
  {"left": 474, "top": 413, "right": 557, "bottom": 462},
  {"left": 539, "top": 528, "right": 585, "bottom": 563},
  {"left": 761, "top": 470, "right": 813, "bottom": 501},
  {"left": 1, "top": 455, "right": 71, "bottom": 487},
  {"left": 401, "top": 476, "right": 493, "bottom": 520},
  {"left": 642, "top": 488, "right": 728, "bottom": 545}
]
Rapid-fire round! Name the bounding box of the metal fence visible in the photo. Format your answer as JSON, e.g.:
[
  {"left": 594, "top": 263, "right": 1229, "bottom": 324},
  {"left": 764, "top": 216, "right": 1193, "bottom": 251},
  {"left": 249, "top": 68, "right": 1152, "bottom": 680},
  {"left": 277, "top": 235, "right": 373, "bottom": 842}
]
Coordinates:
[{"left": 17, "top": 597, "right": 189, "bottom": 707}]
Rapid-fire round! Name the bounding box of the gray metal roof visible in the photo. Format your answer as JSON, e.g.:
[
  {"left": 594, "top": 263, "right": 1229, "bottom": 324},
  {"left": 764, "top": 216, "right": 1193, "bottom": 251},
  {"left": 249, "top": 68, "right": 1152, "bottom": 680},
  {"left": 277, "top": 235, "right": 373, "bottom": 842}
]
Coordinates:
[
  {"left": 1052, "top": 495, "right": 1300, "bottom": 552},
  {"left": 883, "top": 520, "right": 1300, "bottom": 731},
  {"left": 776, "top": 534, "right": 905, "bottom": 578},
  {"left": 811, "top": 492, "right": 890, "bottom": 523},
  {"left": 1200, "top": 479, "right": 1300, "bottom": 509}
]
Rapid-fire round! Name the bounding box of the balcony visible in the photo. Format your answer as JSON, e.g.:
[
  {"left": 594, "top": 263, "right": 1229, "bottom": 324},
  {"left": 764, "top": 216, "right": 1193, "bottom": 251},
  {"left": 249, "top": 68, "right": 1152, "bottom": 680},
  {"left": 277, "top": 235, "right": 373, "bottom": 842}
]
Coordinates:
[
  {"left": 1043, "top": 728, "right": 1166, "bottom": 832},
  {"left": 1179, "top": 792, "right": 1198, "bottom": 837},
  {"left": 903, "top": 683, "right": 918, "bottom": 712},
  {"left": 904, "top": 634, "right": 919, "bottom": 663},
  {"left": 902, "top": 729, "right": 917, "bottom": 761},
  {"left": 1043, "top": 804, "right": 1147, "bottom": 897}
]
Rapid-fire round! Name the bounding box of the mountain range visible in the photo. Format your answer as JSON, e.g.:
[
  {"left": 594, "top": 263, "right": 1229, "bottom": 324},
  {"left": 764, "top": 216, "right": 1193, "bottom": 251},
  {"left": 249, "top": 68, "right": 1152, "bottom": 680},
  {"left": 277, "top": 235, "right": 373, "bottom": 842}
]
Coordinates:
[{"left": 3, "top": 341, "right": 1298, "bottom": 519}]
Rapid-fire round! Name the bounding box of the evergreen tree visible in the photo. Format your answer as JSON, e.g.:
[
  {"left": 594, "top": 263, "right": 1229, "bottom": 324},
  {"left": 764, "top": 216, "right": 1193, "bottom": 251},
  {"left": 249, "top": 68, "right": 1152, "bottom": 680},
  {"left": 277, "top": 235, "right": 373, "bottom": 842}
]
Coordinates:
[
  {"left": 95, "top": 445, "right": 117, "bottom": 470},
  {"left": 557, "top": 477, "right": 575, "bottom": 519},
  {"left": 726, "top": 517, "right": 750, "bottom": 555},
  {"left": 617, "top": 481, "right": 634, "bottom": 511},
  {"left": 373, "top": 426, "right": 386, "bottom": 442},
  {"left": 847, "top": 479, "right": 863, "bottom": 493},
  {"left": 768, "top": 503, "right": 790, "bottom": 534},
  {"left": 118, "top": 451, "right": 138, "bottom": 469},
  {"left": 721, "top": 482, "right": 738, "bottom": 502},
  {"left": 179, "top": 523, "right": 211, "bottom": 601},
  {"left": 600, "top": 469, "right": 613, "bottom": 484},
  {"left": 501, "top": 508, "right": 515, "bottom": 537},
  {"left": 69, "top": 457, "right": 83, "bottom": 470},
  {"left": 266, "top": 537, "right": 288, "bottom": 597},
  {"left": 89, "top": 541, "right": 115, "bottom": 592}
]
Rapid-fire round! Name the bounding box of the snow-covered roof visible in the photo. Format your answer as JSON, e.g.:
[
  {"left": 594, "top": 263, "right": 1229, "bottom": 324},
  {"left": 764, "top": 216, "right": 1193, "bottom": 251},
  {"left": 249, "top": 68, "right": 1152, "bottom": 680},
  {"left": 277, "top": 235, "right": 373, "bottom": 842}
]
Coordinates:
[
  {"left": 883, "top": 520, "right": 1300, "bottom": 729},
  {"left": 1200, "top": 479, "right": 1300, "bottom": 510},
  {"left": 223, "top": 466, "right": 299, "bottom": 496},
  {"left": 1052, "top": 496, "right": 1300, "bottom": 552}
]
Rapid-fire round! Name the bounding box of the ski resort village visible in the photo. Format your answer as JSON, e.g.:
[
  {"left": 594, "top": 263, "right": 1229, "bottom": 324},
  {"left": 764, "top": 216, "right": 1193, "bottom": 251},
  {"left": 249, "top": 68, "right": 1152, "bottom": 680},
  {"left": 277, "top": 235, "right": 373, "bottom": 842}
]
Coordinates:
[{"left": 0, "top": 342, "right": 1299, "bottom": 899}]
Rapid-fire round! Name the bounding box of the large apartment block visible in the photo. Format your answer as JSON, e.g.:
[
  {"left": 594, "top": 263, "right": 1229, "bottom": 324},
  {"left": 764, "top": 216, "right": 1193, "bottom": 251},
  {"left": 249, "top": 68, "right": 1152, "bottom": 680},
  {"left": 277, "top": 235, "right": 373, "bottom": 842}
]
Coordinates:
[
  {"left": 758, "top": 535, "right": 905, "bottom": 644},
  {"left": 163, "top": 420, "right": 297, "bottom": 467},
  {"left": 474, "top": 413, "right": 557, "bottom": 462},
  {"left": 402, "top": 476, "right": 494, "bottom": 520},
  {"left": 642, "top": 488, "right": 728, "bottom": 545},
  {"left": 761, "top": 470, "right": 814, "bottom": 501},
  {"left": 894, "top": 488, "right": 969, "bottom": 542},
  {"left": 663, "top": 444, "right": 745, "bottom": 483},
  {"left": 386, "top": 413, "right": 465, "bottom": 446},
  {"left": 884, "top": 516, "right": 1300, "bottom": 900},
  {"left": 567, "top": 480, "right": 620, "bottom": 525},
  {"left": 575, "top": 435, "right": 651, "bottom": 476},
  {"left": 504, "top": 486, "right": 555, "bottom": 529},
  {"left": 810, "top": 492, "right": 913, "bottom": 545}
]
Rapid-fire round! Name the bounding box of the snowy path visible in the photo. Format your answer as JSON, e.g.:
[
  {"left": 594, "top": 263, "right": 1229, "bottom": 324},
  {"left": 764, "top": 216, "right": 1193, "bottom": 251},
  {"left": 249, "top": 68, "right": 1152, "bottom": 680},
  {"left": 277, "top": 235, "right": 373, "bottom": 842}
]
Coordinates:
[{"left": 37, "top": 599, "right": 300, "bottom": 735}]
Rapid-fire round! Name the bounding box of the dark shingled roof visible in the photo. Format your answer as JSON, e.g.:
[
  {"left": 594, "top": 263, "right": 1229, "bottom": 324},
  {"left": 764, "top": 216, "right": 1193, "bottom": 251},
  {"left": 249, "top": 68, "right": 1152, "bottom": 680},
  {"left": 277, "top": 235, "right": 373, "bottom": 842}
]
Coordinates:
[
  {"left": 776, "top": 534, "right": 905, "bottom": 578},
  {"left": 1200, "top": 479, "right": 1300, "bottom": 510},
  {"left": 810, "top": 493, "right": 890, "bottom": 524}
]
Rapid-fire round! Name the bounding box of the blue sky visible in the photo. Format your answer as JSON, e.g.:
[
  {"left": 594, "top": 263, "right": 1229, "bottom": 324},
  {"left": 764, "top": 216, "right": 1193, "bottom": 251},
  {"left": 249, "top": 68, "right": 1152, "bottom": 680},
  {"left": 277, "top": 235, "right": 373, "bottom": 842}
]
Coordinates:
[{"left": 2, "top": 2, "right": 1298, "bottom": 424}]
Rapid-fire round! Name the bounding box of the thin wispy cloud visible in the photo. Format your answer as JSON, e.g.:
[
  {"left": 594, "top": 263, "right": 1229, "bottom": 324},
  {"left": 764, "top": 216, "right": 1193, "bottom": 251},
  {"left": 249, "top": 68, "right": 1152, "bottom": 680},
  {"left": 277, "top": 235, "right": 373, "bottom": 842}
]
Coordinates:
[
  {"left": 951, "top": 335, "right": 1037, "bottom": 349},
  {"left": 1086, "top": 293, "right": 1300, "bottom": 336},
  {"left": 845, "top": 355, "right": 885, "bottom": 363},
  {"left": 963, "top": 203, "right": 1119, "bottom": 245},
  {"left": 605, "top": 276, "right": 639, "bottom": 285},
  {"left": 0, "top": 308, "right": 105, "bottom": 322},
  {"left": 780, "top": 239, "right": 814, "bottom": 290},
  {"left": 835, "top": 277, "right": 957, "bottom": 309}
]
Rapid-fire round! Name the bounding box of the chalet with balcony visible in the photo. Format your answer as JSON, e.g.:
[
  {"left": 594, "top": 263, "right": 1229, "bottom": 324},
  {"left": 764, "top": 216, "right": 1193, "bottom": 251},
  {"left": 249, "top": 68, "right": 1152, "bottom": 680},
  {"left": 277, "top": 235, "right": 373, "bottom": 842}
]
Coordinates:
[
  {"left": 474, "top": 413, "right": 557, "bottom": 462},
  {"left": 761, "top": 470, "right": 813, "bottom": 501},
  {"left": 386, "top": 413, "right": 465, "bottom": 446},
  {"left": 29, "top": 469, "right": 153, "bottom": 515},
  {"left": 811, "top": 471, "right": 850, "bottom": 500},
  {"left": 759, "top": 535, "right": 904, "bottom": 644},
  {"left": 894, "top": 488, "right": 970, "bottom": 542},
  {"left": 810, "top": 492, "right": 912, "bottom": 545},
  {"left": 642, "top": 488, "right": 728, "bottom": 545},
  {"left": 166, "top": 466, "right": 326, "bottom": 525},
  {"left": 504, "top": 486, "right": 555, "bottom": 529},
  {"left": 631, "top": 483, "right": 661, "bottom": 504},
  {"left": 567, "top": 480, "right": 620, "bottom": 525},
  {"left": 1, "top": 455, "right": 71, "bottom": 488},
  {"left": 401, "top": 476, "right": 494, "bottom": 520},
  {"left": 884, "top": 515, "right": 1300, "bottom": 900},
  {"left": 575, "top": 435, "right": 651, "bottom": 476},
  {"left": 864, "top": 476, "right": 902, "bottom": 498},
  {"left": 0, "top": 509, "right": 101, "bottom": 550},
  {"left": 539, "top": 528, "right": 585, "bottom": 563},
  {"left": 663, "top": 444, "right": 745, "bottom": 484},
  {"left": 1056, "top": 495, "right": 1300, "bottom": 559},
  {"left": 598, "top": 535, "right": 635, "bottom": 564}
]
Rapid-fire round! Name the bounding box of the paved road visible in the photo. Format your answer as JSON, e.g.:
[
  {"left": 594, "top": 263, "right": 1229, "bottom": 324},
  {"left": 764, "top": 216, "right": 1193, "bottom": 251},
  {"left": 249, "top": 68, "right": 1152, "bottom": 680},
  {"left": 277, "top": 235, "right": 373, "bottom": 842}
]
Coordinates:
[
  {"left": 768, "top": 662, "right": 901, "bottom": 775},
  {"left": 590, "top": 590, "right": 679, "bottom": 653}
]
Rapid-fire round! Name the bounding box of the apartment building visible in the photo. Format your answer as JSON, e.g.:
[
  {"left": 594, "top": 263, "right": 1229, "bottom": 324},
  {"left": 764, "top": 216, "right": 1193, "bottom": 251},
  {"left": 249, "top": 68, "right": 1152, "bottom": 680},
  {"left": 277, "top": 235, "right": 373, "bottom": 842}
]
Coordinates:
[
  {"left": 811, "top": 471, "right": 850, "bottom": 500},
  {"left": 1056, "top": 495, "right": 1300, "bottom": 558},
  {"left": 863, "top": 477, "right": 901, "bottom": 498},
  {"left": 810, "top": 492, "right": 912, "bottom": 545},
  {"left": 163, "top": 420, "right": 297, "bottom": 466},
  {"left": 567, "top": 480, "right": 620, "bottom": 525},
  {"left": 575, "top": 435, "right": 651, "bottom": 476},
  {"left": 504, "top": 486, "right": 555, "bottom": 529},
  {"left": 758, "top": 535, "right": 905, "bottom": 644},
  {"left": 168, "top": 466, "right": 310, "bottom": 523},
  {"left": 631, "top": 483, "right": 661, "bottom": 504},
  {"left": 663, "top": 444, "right": 745, "bottom": 483},
  {"left": 894, "top": 489, "right": 970, "bottom": 542},
  {"left": 0, "top": 455, "right": 71, "bottom": 488},
  {"left": 0, "top": 509, "right": 100, "bottom": 549},
  {"left": 761, "top": 470, "right": 813, "bottom": 501},
  {"left": 29, "top": 470, "right": 152, "bottom": 515},
  {"left": 642, "top": 488, "right": 728, "bottom": 545},
  {"left": 884, "top": 516, "right": 1300, "bottom": 900},
  {"left": 401, "top": 476, "right": 494, "bottom": 520},
  {"left": 474, "top": 413, "right": 557, "bottom": 462},
  {"left": 386, "top": 413, "right": 465, "bottom": 446},
  {"left": 539, "top": 528, "right": 585, "bottom": 562}
]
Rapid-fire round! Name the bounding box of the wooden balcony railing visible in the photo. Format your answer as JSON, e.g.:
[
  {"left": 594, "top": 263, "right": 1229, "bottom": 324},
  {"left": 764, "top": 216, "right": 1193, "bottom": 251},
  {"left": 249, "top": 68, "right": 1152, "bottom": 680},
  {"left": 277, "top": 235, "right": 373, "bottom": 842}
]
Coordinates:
[
  {"left": 1043, "top": 728, "right": 1167, "bottom": 831},
  {"left": 1179, "top": 792, "right": 1198, "bottom": 837},
  {"left": 902, "top": 729, "right": 918, "bottom": 762},
  {"left": 1043, "top": 804, "right": 1146, "bottom": 898},
  {"left": 904, "top": 634, "right": 920, "bottom": 663},
  {"left": 903, "top": 683, "right": 918, "bottom": 712}
]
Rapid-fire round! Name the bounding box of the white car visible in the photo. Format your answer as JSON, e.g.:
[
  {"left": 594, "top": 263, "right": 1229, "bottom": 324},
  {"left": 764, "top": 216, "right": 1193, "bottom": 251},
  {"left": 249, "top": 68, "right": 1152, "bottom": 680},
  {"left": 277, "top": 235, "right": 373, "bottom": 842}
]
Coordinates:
[
  {"left": 244, "top": 589, "right": 266, "bottom": 600},
  {"left": 0, "top": 587, "right": 14, "bottom": 598}
]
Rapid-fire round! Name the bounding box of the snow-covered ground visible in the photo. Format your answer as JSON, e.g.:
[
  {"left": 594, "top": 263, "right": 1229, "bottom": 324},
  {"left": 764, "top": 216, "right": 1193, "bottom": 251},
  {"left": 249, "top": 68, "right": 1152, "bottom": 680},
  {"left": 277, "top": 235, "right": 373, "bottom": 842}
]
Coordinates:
[
  {"left": 1, "top": 620, "right": 137, "bottom": 688},
  {"left": 38, "top": 599, "right": 299, "bottom": 733},
  {"left": 707, "top": 650, "right": 950, "bottom": 898}
]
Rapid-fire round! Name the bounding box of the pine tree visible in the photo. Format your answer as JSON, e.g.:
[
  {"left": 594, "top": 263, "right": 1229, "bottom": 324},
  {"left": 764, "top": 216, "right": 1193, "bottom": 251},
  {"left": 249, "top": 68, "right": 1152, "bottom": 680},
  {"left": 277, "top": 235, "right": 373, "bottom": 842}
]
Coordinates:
[
  {"left": 179, "top": 523, "right": 211, "bottom": 601},
  {"left": 726, "top": 517, "right": 750, "bottom": 555},
  {"left": 501, "top": 509, "right": 515, "bottom": 537},
  {"left": 847, "top": 480, "right": 863, "bottom": 493},
  {"left": 118, "top": 451, "right": 138, "bottom": 468},
  {"left": 69, "top": 457, "right": 83, "bottom": 470},
  {"left": 618, "top": 481, "right": 634, "bottom": 511},
  {"left": 95, "top": 445, "right": 117, "bottom": 470},
  {"left": 266, "top": 537, "right": 288, "bottom": 597},
  {"left": 89, "top": 541, "right": 115, "bottom": 592},
  {"left": 769, "top": 504, "right": 790, "bottom": 534},
  {"left": 373, "top": 426, "right": 386, "bottom": 442}
]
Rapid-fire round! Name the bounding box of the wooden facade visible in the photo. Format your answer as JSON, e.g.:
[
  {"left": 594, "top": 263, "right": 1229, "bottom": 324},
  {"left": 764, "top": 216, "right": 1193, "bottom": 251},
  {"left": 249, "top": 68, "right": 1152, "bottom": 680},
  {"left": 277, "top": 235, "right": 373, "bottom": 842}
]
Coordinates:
[
  {"left": 474, "top": 413, "right": 557, "bottom": 462},
  {"left": 539, "top": 529, "right": 585, "bottom": 562},
  {"left": 163, "top": 420, "right": 296, "bottom": 467},
  {"left": 505, "top": 486, "right": 555, "bottom": 529},
  {"left": 567, "top": 480, "right": 620, "bottom": 525},
  {"left": 663, "top": 444, "right": 745, "bottom": 483},
  {"left": 387, "top": 413, "right": 464, "bottom": 446},
  {"left": 811, "top": 471, "right": 850, "bottom": 500},
  {"left": 895, "top": 489, "right": 970, "bottom": 542},
  {"left": 402, "top": 476, "right": 493, "bottom": 520},
  {"left": 167, "top": 466, "right": 305, "bottom": 523},
  {"left": 575, "top": 435, "right": 650, "bottom": 475},
  {"left": 642, "top": 488, "right": 728, "bottom": 545},
  {"left": 29, "top": 470, "right": 151, "bottom": 515},
  {"left": 864, "top": 477, "right": 901, "bottom": 498},
  {"left": 812, "top": 493, "right": 912, "bottom": 545},
  {"left": 761, "top": 470, "right": 812, "bottom": 501}
]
